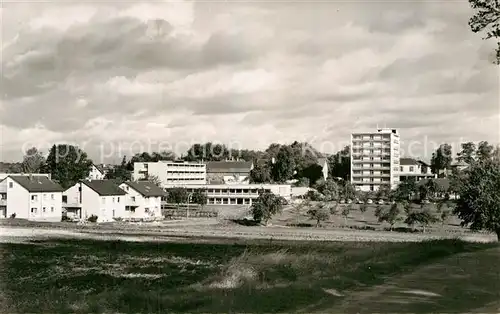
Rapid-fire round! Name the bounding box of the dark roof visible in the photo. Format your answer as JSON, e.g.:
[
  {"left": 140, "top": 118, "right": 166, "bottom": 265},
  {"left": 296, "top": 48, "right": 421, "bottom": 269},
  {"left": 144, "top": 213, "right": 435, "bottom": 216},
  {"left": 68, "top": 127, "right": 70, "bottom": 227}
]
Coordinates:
[
  {"left": 123, "top": 181, "right": 166, "bottom": 197},
  {"left": 206, "top": 161, "right": 253, "bottom": 173},
  {"left": 9, "top": 175, "right": 64, "bottom": 193},
  {"left": 81, "top": 180, "right": 126, "bottom": 196},
  {"left": 400, "top": 158, "right": 419, "bottom": 165},
  {"left": 417, "top": 178, "right": 450, "bottom": 191}
]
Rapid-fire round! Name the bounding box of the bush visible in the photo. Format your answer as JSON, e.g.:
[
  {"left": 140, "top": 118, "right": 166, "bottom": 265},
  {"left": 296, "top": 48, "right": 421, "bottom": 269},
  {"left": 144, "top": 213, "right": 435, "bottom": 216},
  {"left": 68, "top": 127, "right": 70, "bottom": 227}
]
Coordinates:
[
  {"left": 61, "top": 215, "right": 72, "bottom": 222},
  {"left": 87, "top": 215, "right": 98, "bottom": 223},
  {"left": 10, "top": 213, "right": 16, "bottom": 219}
]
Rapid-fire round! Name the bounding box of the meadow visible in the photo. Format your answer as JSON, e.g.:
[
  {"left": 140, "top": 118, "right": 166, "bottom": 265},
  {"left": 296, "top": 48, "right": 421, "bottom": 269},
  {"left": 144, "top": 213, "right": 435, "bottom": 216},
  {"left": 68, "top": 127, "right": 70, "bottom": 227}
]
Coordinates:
[{"left": 1, "top": 238, "right": 499, "bottom": 313}]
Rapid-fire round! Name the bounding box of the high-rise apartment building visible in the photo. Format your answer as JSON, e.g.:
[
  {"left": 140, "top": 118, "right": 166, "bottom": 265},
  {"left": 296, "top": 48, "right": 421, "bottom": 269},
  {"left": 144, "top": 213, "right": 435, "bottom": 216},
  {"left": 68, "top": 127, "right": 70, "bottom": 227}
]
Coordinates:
[
  {"left": 132, "top": 161, "right": 206, "bottom": 187},
  {"left": 350, "top": 128, "right": 400, "bottom": 192}
]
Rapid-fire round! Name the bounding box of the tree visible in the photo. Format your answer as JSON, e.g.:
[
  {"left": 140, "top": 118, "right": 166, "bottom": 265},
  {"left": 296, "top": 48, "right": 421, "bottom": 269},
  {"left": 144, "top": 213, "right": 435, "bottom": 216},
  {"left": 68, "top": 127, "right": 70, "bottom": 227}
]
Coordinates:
[
  {"left": 378, "top": 203, "right": 401, "bottom": 231},
  {"left": 457, "top": 142, "right": 477, "bottom": 165},
  {"left": 166, "top": 187, "right": 189, "bottom": 208},
  {"left": 250, "top": 189, "right": 285, "bottom": 224},
  {"left": 105, "top": 156, "right": 131, "bottom": 183},
  {"left": 341, "top": 204, "right": 350, "bottom": 225},
  {"left": 340, "top": 180, "right": 356, "bottom": 202},
  {"left": 359, "top": 202, "right": 368, "bottom": 221},
  {"left": 468, "top": 0, "right": 500, "bottom": 64},
  {"left": 374, "top": 204, "right": 383, "bottom": 219},
  {"left": 249, "top": 161, "right": 272, "bottom": 183},
  {"left": 376, "top": 184, "right": 391, "bottom": 200},
  {"left": 430, "top": 144, "right": 453, "bottom": 177},
  {"left": 271, "top": 146, "right": 296, "bottom": 182},
  {"left": 292, "top": 200, "right": 308, "bottom": 225},
  {"left": 477, "top": 141, "right": 494, "bottom": 161},
  {"left": 394, "top": 178, "right": 417, "bottom": 201},
  {"left": 440, "top": 210, "right": 450, "bottom": 227},
  {"left": 21, "top": 147, "right": 45, "bottom": 174},
  {"left": 327, "top": 146, "right": 351, "bottom": 180},
  {"left": 315, "top": 179, "right": 339, "bottom": 201},
  {"left": 404, "top": 209, "right": 438, "bottom": 233},
  {"left": 192, "top": 189, "right": 208, "bottom": 208},
  {"left": 45, "top": 144, "right": 93, "bottom": 189},
  {"left": 297, "top": 164, "right": 323, "bottom": 186},
  {"left": 453, "top": 159, "right": 500, "bottom": 241},
  {"left": 145, "top": 174, "right": 162, "bottom": 187},
  {"left": 126, "top": 150, "right": 176, "bottom": 170},
  {"left": 307, "top": 206, "right": 330, "bottom": 227}
]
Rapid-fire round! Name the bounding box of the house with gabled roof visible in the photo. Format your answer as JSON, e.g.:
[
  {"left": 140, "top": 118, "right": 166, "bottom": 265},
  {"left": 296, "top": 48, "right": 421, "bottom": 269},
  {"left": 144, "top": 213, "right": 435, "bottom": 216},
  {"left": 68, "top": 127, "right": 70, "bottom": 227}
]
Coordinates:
[
  {"left": 87, "top": 164, "right": 106, "bottom": 180},
  {"left": 119, "top": 181, "right": 167, "bottom": 220},
  {"left": 399, "top": 157, "right": 436, "bottom": 182},
  {"left": 0, "top": 175, "right": 64, "bottom": 221},
  {"left": 63, "top": 180, "right": 126, "bottom": 222},
  {"left": 206, "top": 161, "right": 254, "bottom": 184}
]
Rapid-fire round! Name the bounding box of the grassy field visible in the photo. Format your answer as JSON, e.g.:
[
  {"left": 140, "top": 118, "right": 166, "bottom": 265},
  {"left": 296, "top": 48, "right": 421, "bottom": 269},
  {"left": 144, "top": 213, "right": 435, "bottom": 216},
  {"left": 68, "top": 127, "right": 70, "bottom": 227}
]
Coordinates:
[
  {"left": 1, "top": 238, "right": 499, "bottom": 313},
  {"left": 271, "top": 202, "right": 469, "bottom": 234}
]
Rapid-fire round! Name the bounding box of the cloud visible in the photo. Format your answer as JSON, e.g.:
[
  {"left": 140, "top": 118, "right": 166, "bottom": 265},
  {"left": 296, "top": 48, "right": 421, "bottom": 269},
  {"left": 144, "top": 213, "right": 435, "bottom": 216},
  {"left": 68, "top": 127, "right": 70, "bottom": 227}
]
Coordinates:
[{"left": 0, "top": 0, "right": 498, "bottom": 163}]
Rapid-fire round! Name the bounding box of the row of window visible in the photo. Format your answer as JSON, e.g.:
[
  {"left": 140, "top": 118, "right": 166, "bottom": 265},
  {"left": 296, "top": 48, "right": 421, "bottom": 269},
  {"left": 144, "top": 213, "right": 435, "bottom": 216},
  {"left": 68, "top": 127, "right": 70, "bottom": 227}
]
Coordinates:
[
  {"left": 30, "top": 194, "right": 56, "bottom": 201},
  {"left": 101, "top": 197, "right": 120, "bottom": 204},
  {"left": 30, "top": 207, "right": 56, "bottom": 214},
  {"left": 352, "top": 135, "right": 391, "bottom": 140}
]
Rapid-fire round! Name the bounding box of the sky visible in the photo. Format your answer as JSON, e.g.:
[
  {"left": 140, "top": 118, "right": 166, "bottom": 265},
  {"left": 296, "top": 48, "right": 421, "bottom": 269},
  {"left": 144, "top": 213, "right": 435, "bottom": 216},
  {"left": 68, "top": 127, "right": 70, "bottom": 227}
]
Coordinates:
[{"left": 0, "top": 0, "right": 498, "bottom": 164}]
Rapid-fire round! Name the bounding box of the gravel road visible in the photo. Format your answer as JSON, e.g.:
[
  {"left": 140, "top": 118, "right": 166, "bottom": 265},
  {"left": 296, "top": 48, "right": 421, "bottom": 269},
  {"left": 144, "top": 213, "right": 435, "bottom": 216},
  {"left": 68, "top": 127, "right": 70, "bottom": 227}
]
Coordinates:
[{"left": 0, "top": 225, "right": 496, "bottom": 243}]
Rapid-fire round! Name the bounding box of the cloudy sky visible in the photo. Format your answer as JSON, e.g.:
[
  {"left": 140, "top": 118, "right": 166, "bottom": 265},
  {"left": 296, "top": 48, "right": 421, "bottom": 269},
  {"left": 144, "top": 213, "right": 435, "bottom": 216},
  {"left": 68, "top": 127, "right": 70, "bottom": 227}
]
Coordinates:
[{"left": 0, "top": 0, "right": 498, "bottom": 163}]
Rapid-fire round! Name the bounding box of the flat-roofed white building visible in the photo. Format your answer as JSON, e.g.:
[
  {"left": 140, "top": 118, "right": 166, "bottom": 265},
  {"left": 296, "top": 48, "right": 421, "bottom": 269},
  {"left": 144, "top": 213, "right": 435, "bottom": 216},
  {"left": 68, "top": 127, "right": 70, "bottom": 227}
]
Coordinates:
[
  {"left": 133, "top": 161, "right": 206, "bottom": 187},
  {"left": 351, "top": 128, "right": 401, "bottom": 191},
  {"left": 164, "top": 183, "right": 292, "bottom": 206}
]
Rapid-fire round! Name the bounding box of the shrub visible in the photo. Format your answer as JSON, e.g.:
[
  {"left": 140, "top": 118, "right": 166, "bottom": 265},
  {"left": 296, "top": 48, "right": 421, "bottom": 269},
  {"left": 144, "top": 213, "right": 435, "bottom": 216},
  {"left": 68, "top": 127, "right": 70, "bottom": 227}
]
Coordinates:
[
  {"left": 10, "top": 213, "right": 16, "bottom": 219},
  {"left": 61, "top": 215, "right": 72, "bottom": 222},
  {"left": 87, "top": 215, "right": 98, "bottom": 223}
]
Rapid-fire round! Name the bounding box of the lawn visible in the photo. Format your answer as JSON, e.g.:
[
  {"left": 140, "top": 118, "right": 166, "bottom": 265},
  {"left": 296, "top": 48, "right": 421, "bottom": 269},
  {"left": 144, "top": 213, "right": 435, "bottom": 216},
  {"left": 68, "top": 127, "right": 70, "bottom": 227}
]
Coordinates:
[
  {"left": 271, "top": 202, "right": 469, "bottom": 234},
  {"left": 0, "top": 238, "right": 498, "bottom": 313}
]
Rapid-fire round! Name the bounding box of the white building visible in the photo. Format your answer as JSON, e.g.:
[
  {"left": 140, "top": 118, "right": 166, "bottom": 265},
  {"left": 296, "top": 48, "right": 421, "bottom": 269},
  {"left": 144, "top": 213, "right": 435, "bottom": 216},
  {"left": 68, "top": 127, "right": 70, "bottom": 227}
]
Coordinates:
[
  {"left": 63, "top": 180, "right": 126, "bottom": 222},
  {"left": 206, "top": 161, "right": 254, "bottom": 184},
  {"left": 351, "top": 128, "right": 401, "bottom": 191},
  {"left": 133, "top": 161, "right": 206, "bottom": 187},
  {"left": 119, "top": 181, "right": 166, "bottom": 220},
  {"left": 164, "top": 183, "right": 292, "bottom": 206},
  {"left": 87, "top": 164, "right": 106, "bottom": 180},
  {"left": 0, "top": 175, "right": 64, "bottom": 221},
  {"left": 399, "top": 158, "right": 436, "bottom": 182}
]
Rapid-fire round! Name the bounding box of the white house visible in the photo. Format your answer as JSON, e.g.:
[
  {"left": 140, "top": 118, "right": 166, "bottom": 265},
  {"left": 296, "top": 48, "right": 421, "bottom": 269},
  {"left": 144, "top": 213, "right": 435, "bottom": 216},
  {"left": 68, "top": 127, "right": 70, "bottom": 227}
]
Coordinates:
[
  {"left": 119, "top": 181, "right": 166, "bottom": 220},
  {"left": 63, "top": 180, "right": 126, "bottom": 222},
  {"left": 87, "top": 164, "right": 106, "bottom": 180},
  {"left": 0, "top": 175, "right": 64, "bottom": 221},
  {"left": 399, "top": 158, "right": 436, "bottom": 182}
]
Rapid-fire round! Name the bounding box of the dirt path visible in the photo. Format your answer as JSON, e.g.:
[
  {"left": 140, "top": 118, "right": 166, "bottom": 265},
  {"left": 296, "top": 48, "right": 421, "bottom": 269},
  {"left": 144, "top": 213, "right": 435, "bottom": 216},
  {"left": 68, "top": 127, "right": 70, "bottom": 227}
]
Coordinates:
[{"left": 0, "top": 225, "right": 496, "bottom": 244}]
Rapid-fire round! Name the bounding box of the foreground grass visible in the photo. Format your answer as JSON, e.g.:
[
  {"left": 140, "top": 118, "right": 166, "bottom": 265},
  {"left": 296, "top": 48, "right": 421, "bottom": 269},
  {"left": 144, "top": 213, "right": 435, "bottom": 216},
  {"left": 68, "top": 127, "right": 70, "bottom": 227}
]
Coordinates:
[{"left": 0, "top": 239, "right": 498, "bottom": 313}]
